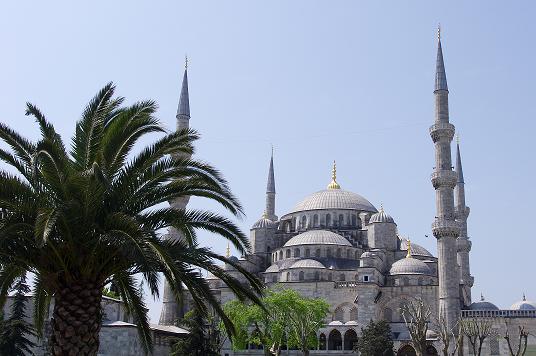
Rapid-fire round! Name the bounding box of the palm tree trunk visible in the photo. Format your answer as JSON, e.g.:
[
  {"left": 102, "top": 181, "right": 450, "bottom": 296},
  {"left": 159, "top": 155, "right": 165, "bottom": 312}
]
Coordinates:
[{"left": 51, "top": 281, "right": 102, "bottom": 356}]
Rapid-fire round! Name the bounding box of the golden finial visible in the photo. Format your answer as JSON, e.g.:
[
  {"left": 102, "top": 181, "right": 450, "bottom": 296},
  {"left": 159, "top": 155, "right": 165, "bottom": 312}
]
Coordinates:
[
  {"left": 226, "top": 242, "right": 230, "bottom": 258},
  {"left": 327, "top": 160, "right": 341, "bottom": 189},
  {"left": 185, "top": 54, "right": 189, "bottom": 69},
  {"left": 406, "top": 239, "right": 412, "bottom": 258},
  {"left": 437, "top": 24, "right": 441, "bottom": 41}
]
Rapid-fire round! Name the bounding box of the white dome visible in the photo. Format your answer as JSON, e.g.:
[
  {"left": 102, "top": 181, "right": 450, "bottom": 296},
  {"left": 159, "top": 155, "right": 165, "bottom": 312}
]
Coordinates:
[
  {"left": 291, "top": 189, "right": 377, "bottom": 213},
  {"left": 284, "top": 230, "right": 352, "bottom": 247},
  {"left": 290, "top": 259, "right": 326, "bottom": 269},
  {"left": 390, "top": 257, "right": 432, "bottom": 275}
]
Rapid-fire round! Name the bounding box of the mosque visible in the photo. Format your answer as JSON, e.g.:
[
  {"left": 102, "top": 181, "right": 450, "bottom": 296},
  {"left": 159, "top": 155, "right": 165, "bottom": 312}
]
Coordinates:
[{"left": 158, "top": 29, "right": 536, "bottom": 356}]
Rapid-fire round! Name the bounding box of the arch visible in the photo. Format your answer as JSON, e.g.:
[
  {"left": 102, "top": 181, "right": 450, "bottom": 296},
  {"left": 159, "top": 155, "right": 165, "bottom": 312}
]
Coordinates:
[
  {"left": 349, "top": 307, "right": 358, "bottom": 321},
  {"left": 338, "top": 214, "right": 344, "bottom": 226},
  {"left": 294, "top": 248, "right": 300, "bottom": 258},
  {"left": 384, "top": 307, "right": 393, "bottom": 322},
  {"left": 397, "top": 345, "right": 417, "bottom": 356},
  {"left": 313, "top": 214, "right": 319, "bottom": 227},
  {"left": 326, "top": 214, "right": 331, "bottom": 226},
  {"left": 318, "top": 333, "right": 326, "bottom": 350},
  {"left": 299, "top": 271, "right": 304, "bottom": 281},
  {"left": 305, "top": 248, "right": 310, "bottom": 257},
  {"left": 286, "top": 249, "right": 291, "bottom": 258},
  {"left": 328, "top": 329, "right": 342, "bottom": 350},
  {"left": 343, "top": 329, "right": 358, "bottom": 350}
]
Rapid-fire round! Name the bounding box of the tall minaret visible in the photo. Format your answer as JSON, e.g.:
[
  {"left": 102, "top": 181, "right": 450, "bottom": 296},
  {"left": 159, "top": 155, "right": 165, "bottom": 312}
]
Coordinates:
[
  {"left": 159, "top": 59, "right": 191, "bottom": 326},
  {"left": 265, "top": 148, "right": 277, "bottom": 221},
  {"left": 455, "top": 137, "right": 473, "bottom": 304},
  {"left": 429, "top": 27, "right": 461, "bottom": 330}
]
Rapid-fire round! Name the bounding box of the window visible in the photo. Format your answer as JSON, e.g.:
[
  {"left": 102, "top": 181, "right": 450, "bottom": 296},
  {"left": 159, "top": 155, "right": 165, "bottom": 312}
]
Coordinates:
[
  {"left": 326, "top": 214, "right": 331, "bottom": 226},
  {"left": 299, "top": 271, "right": 304, "bottom": 281},
  {"left": 313, "top": 214, "right": 319, "bottom": 227},
  {"left": 305, "top": 248, "right": 310, "bottom": 257},
  {"left": 294, "top": 248, "right": 300, "bottom": 257}
]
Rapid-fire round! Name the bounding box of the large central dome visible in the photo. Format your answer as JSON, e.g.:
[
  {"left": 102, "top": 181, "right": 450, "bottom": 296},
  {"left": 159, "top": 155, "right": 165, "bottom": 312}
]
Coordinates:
[{"left": 291, "top": 189, "right": 377, "bottom": 213}]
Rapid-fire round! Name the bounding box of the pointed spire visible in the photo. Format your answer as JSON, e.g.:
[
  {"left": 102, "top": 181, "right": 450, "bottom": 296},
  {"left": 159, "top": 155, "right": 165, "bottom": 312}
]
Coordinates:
[
  {"left": 435, "top": 25, "right": 449, "bottom": 92},
  {"left": 456, "top": 135, "right": 465, "bottom": 184},
  {"left": 266, "top": 147, "right": 275, "bottom": 193},
  {"left": 327, "top": 160, "right": 341, "bottom": 190},
  {"left": 176, "top": 55, "right": 190, "bottom": 120}
]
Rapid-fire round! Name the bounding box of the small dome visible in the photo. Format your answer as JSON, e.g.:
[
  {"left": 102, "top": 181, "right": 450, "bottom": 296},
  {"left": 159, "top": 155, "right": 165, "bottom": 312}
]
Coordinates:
[
  {"left": 284, "top": 230, "right": 352, "bottom": 247},
  {"left": 252, "top": 213, "right": 276, "bottom": 229},
  {"left": 390, "top": 257, "right": 432, "bottom": 275},
  {"left": 469, "top": 294, "right": 499, "bottom": 311},
  {"left": 510, "top": 295, "right": 536, "bottom": 311},
  {"left": 369, "top": 206, "right": 395, "bottom": 224},
  {"left": 399, "top": 238, "right": 433, "bottom": 257},
  {"left": 290, "top": 259, "right": 326, "bottom": 269},
  {"left": 265, "top": 264, "right": 280, "bottom": 273}
]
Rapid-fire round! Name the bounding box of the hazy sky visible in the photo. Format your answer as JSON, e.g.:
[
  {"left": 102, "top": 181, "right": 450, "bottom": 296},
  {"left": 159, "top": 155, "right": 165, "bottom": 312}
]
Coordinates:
[{"left": 2, "top": 1, "right": 535, "bottom": 323}]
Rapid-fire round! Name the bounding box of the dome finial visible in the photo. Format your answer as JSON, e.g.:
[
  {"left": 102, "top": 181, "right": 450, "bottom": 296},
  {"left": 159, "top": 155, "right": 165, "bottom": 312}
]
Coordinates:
[
  {"left": 327, "top": 160, "right": 341, "bottom": 189},
  {"left": 226, "top": 242, "right": 230, "bottom": 258},
  {"left": 406, "top": 239, "right": 412, "bottom": 258}
]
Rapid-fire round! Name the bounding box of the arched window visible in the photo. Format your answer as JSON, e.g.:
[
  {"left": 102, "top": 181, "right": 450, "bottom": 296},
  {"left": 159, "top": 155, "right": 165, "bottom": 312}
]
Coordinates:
[
  {"left": 313, "top": 214, "right": 319, "bottom": 227},
  {"left": 286, "top": 249, "right": 291, "bottom": 258},
  {"left": 338, "top": 214, "right": 344, "bottom": 226},
  {"left": 351, "top": 214, "right": 357, "bottom": 226},
  {"left": 384, "top": 308, "right": 393, "bottom": 322},
  {"left": 328, "top": 329, "right": 342, "bottom": 350},
  {"left": 305, "top": 248, "right": 310, "bottom": 257},
  {"left": 315, "top": 248, "right": 321, "bottom": 257},
  {"left": 299, "top": 271, "right": 304, "bottom": 281},
  {"left": 349, "top": 307, "right": 358, "bottom": 321},
  {"left": 326, "top": 214, "right": 331, "bottom": 226},
  {"left": 319, "top": 333, "right": 326, "bottom": 350},
  {"left": 336, "top": 248, "right": 341, "bottom": 258},
  {"left": 294, "top": 248, "right": 300, "bottom": 257},
  {"left": 339, "top": 273, "right": 346, "bottom": 281},
  {"left": 344, "top": 329, "right": 358, "bottom": 350}
]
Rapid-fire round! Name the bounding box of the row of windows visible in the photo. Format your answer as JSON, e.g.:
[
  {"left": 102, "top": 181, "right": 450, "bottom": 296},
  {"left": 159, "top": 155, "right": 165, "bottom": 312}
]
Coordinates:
[{"left": 272, "top": 247, "right": 359, "bottom": 262}]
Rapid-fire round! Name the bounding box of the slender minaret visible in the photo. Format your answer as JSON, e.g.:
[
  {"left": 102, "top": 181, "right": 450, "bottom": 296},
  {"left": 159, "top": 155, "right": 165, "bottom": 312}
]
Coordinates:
[
  {"left": 265, "top": 148, "right": 277, "bottom": 221},
  {"left": 455, "top": 137, "right": 473, "bottom": 304},
  {"left": 159, "top": 59, "right": 191, "bottom": 326},
  {"left": 429, "top": 27, "right": 461, "bottom": 331}
]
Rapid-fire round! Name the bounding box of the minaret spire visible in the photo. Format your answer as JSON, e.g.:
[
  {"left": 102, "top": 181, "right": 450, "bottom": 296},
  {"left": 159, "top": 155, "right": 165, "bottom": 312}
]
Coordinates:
[
  {"left": 429, "top": 27, "right": 460, "bottom": 331},
  {"left": 455, "top": 136, "right": 473, "bottom": 303},
  {"left": 265, "top": 148, "right": 277, "bottom": 221}
]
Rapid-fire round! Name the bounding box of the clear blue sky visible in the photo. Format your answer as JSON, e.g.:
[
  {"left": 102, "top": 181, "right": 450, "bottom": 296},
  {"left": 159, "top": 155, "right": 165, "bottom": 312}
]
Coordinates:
[{"left": 2, "top": 1, "right": 535, "bottom": 323}]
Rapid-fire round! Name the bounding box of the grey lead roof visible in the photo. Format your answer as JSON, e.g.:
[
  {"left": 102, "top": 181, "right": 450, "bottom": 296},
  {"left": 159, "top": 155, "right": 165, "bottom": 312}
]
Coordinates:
[
  {"left": 456, "top": 143, "right": 464, "bottom": 184},
  {"left": 176, "top": 69, "right": 190, "bottom": 119},
  {"left": 435, "top": 39, "right": 448, "bottom": 92},
  {"left": 266, "top": 153, "right": 275, "bottom": 193}
]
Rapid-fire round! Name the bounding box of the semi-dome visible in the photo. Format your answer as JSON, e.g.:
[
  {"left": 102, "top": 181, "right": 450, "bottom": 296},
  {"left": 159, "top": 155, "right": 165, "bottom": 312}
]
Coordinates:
[
  {"left": 510, "top": 295, "right": 536, "bottom": 311},
  {"left": 469, "top": 295, "right": 499, "bottom": 311},
  {"left": 369, "top": 206, "right": 395, "bottom": 224},
  {"left": 290, "top": 259, "right": 326, "bottom": 269},
  {"left": 390, "top": 257, "right": 432, "bottom": 275},
  {"left": 291, "top": 189, "right": 377, "bottom": 213},
  {"left": 399, "top": 238, "right": 433, "bottom": 257},
  {"left": 283, "top": 230, "right": 352, "bottom": 247},
  {"left": 265, "top": 264, "right": 280, "bottom": 273},
  {"left": 252, "top": 213, "right": 276, "bottom": 229}
]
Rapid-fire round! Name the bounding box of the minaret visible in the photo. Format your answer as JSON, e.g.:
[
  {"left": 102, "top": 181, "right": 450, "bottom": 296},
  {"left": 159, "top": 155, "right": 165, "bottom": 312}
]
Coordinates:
[
  {"left": 265, "top": 148, "right": 277, "bottom": 221},
  {"left": 455, "top": 137, "right": 473, "bottom": 303},
  {"left": 429, "top": 27, "right": 461, "bottom": 330},
  {"left": 159, "top": 59, "right": 191, "bottom": 326}
]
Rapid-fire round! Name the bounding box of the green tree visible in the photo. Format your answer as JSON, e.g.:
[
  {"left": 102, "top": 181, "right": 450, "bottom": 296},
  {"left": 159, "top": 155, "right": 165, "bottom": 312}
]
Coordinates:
[
  {"left": 0, "top": 83, "right": 263, "bottom": 355},
  {"left": 0, "top": 275, "right": 36, "bottom": 356},
  {"left": 356, "top": 319, "right": 394, "bottom": 356},
  {"left": 223, "top": 288, "right": 329, "bottom": 356}
]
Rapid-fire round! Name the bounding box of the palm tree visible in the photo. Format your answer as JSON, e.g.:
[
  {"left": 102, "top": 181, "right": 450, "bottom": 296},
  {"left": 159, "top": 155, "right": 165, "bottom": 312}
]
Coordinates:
[{"left": 0, "top": 83, "right": 263, "bottom": 355}]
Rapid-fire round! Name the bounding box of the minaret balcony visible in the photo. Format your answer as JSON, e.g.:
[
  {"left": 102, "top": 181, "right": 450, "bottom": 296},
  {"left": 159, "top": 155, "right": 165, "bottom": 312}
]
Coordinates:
[
  {"left": 430, "top": 170, "right": 457, "bottom": 189},
  {"left": 431, "top": 219, "right": 460, "bottom": 238},
  {"left": 429, "top": 122, "right": 455, "bottom": 142}
]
